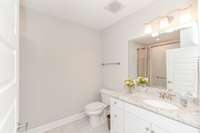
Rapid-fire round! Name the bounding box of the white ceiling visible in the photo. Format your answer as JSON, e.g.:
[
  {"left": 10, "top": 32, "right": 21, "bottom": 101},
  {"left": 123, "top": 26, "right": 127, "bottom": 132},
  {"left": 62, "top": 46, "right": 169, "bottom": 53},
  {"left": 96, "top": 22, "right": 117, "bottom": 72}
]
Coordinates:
[{"left": 21, "top": 0, "right": 156, "bottom": 30}]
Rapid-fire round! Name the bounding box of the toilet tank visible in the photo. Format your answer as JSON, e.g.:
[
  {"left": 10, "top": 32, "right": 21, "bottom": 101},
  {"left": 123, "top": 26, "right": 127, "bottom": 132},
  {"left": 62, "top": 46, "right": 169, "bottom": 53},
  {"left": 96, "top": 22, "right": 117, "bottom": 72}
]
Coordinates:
[{"left": 100, "top": 89, "right": 112, "bottom": 105}]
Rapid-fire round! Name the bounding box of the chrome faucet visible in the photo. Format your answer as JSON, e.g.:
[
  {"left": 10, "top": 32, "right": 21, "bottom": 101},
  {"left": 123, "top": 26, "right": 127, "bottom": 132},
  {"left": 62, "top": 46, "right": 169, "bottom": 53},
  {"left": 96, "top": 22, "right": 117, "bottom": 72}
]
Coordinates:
[{"left": 159, "top": 89, "right": 176, "bottom": 101}]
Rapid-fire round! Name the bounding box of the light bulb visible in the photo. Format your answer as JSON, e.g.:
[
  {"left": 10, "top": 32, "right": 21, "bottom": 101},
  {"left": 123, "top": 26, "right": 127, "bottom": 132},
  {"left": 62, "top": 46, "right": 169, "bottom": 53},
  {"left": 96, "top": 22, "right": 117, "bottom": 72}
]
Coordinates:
[
  {"left": 180, "top": 8, "right": 192, "bottom": 25},
  {"left": 144, "top": 24, "right": 152, "bottom": 34}
]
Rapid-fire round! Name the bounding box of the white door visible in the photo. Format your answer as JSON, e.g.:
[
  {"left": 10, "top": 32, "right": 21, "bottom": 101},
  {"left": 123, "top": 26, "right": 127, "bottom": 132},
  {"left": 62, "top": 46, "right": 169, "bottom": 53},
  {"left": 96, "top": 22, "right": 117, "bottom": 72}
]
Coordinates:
[
  {"left": 124, "top": 111, "right": 151, "bottom": 133},
  {"left": 167, "top": 47, "right": 199, "bottom": 97},
  {"left": 0, "top": 0, "right": 19, "bottom": 133}
]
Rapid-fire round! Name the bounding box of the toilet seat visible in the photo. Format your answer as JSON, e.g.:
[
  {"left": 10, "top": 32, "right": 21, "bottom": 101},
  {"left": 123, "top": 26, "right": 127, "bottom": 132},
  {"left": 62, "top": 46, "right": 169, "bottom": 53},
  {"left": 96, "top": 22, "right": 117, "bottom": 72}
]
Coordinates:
[{"left": 85, "top": 102, "right": 107, "bottom": 114}]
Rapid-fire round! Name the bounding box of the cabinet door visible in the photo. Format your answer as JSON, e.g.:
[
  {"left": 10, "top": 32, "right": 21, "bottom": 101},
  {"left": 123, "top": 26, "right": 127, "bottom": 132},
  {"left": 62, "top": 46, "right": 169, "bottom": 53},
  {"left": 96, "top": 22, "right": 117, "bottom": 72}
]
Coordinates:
[
  {"left": 124, "top": 111, "right": 151, "bottom": 133},
  {"left": 125, "top": 103, "right": 199, "bottom": 133},
  {"left": 111, "top": 106, "right": 124, "bottom": 133}
]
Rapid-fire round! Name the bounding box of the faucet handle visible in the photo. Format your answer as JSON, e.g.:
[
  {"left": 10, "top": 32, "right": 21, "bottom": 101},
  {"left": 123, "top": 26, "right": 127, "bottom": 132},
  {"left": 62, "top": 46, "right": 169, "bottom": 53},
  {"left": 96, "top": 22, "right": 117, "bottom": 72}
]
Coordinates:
[
  {"left": 168, "top": 94, "right": 176, "bottom": 101},
  {"left": 159, "top": 90, "right": 167, "bottom": 99},
  {"left": 159, "top": 89, "right": 176, "bottom": 100}
]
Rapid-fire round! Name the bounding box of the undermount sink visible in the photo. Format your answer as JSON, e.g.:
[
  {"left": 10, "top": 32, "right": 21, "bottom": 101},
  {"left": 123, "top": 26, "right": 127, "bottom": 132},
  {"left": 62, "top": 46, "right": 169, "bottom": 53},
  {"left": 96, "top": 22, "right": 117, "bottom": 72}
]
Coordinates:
[{"left": 143, "top": 100, "right": 178, "bottom": 110}]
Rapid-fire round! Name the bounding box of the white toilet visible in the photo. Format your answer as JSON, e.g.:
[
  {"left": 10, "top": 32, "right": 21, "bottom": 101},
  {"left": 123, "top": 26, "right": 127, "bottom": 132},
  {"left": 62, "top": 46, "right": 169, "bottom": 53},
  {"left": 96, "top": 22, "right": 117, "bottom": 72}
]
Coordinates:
[{"left": 85, "top": 89, "right": 111, "bottom": 127}]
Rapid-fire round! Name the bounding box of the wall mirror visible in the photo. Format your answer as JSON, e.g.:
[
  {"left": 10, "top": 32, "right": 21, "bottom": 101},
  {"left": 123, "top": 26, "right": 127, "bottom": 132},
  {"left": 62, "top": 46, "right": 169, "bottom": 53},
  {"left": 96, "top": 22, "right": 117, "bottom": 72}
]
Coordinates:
[{"left": 128, "top": 0, "right": 199, "bottom": 98}]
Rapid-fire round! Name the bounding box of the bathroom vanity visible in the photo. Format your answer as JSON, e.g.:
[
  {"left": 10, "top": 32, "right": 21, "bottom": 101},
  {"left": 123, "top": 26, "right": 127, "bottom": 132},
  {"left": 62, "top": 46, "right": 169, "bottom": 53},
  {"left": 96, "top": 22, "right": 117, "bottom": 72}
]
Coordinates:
[
  {"left": 121, "top": 18, "right": 200, "bottom": 133},
  {"left": 102, "top": 89, "right": 200, "bottom": 133}
]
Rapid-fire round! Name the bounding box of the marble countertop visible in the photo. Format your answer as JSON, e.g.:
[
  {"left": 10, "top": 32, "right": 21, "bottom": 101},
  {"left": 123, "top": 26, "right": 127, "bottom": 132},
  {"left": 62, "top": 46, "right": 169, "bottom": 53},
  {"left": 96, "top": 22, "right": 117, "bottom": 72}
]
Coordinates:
[{"left": 102, "top": 88, "right": 200, "bottom": 129}]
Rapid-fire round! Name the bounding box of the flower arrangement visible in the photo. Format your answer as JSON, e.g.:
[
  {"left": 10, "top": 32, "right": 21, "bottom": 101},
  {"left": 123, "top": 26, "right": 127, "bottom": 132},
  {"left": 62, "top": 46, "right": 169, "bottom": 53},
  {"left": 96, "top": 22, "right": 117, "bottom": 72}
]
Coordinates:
[
  {"left": 124, "top": 79, "right": 137, "bottom": 93},
  {"left": 137, "top": 77, "right": 149, "bottom": 87},
  {"left": 124, "top": 77, "right": 148, "bottom": 93}
]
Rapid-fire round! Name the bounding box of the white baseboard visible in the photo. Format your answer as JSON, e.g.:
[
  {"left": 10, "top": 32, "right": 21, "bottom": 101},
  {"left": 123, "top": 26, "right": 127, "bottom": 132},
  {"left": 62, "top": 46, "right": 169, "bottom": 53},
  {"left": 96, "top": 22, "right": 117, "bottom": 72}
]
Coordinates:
[{"left": 26, "top": 112, "right": 86, "bottom": 133}]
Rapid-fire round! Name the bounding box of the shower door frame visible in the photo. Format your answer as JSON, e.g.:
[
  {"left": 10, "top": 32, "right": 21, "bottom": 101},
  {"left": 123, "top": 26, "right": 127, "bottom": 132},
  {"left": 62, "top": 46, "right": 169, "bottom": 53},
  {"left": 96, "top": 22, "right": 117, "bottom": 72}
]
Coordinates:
[{"left": 146, "top": 40, "right": 180, "bottom": 87}]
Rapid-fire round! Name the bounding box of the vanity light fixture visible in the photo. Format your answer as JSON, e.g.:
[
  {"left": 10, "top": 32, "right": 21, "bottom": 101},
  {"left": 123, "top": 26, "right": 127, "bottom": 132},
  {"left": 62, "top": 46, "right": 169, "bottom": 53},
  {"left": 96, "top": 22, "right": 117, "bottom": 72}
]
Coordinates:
[
  {"left": 144, "top": 23, "right": 152, "bottom": 34},
  {"left": 144, "top": 5, "right": 194, "bottom": 36}
]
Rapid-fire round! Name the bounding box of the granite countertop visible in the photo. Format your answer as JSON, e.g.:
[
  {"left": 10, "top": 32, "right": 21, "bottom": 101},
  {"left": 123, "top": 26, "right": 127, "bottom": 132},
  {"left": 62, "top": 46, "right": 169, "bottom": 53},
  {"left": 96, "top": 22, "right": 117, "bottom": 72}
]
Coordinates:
[{"left": 102, "top": 88, "right": 200, "bottom": 129}]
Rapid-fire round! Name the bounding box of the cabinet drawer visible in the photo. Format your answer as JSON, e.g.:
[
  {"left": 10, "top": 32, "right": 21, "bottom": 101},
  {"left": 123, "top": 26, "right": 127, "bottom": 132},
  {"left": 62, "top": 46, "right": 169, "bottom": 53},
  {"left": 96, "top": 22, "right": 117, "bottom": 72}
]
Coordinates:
[{"left": 110, "top": 98, "right": 124, "bottom": 108}]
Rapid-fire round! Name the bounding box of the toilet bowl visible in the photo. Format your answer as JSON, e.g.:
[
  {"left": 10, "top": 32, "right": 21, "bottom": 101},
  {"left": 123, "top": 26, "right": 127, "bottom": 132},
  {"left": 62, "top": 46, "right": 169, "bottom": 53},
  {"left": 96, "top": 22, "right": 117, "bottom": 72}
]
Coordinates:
[
  {"left": 85, "top": 89, "right": 112, "bottom": 127},
  {"left": 85, "top": 102, "right": 107, "bottom": 127}
]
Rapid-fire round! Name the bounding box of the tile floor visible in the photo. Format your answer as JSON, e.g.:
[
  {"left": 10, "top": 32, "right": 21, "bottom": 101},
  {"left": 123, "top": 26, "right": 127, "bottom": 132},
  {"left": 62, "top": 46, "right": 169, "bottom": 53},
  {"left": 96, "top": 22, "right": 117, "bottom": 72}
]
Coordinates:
[{"left": 44, "top": 118, "right": 110, "bottom": 133}]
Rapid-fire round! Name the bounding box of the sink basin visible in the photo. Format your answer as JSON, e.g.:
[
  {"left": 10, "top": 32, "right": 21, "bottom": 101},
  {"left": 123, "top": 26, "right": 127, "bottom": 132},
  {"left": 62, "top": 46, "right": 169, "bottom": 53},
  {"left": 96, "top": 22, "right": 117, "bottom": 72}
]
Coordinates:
[{"left": 143, "top": 100, "right": 178, "bottom": 110}]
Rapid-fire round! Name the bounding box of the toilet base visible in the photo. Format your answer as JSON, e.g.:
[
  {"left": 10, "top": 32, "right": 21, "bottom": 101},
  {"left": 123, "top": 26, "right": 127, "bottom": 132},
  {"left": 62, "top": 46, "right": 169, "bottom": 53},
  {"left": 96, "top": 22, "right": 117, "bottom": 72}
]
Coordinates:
[{"left": 88, "top": 115, "right": 104, "bottom": 127}]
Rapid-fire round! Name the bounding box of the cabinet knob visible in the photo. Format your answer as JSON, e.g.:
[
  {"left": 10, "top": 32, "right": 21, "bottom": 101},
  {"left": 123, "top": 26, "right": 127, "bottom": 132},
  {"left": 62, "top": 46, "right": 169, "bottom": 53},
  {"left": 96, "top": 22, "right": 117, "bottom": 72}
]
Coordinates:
[
  {"left": 167, "top": 81, "right": 173, "bottom": 83},
  {"left": 114, "top": 101, "right": 117, "bottom": 104},
  {"left": 151, "top": 130, "right": 155, "bottom": 133},
  {"left": 145, "top": 127, "right": 150, "bottom": 131},
  {"left": 114, "top": 114, "right": 117, "bottom": 118}
]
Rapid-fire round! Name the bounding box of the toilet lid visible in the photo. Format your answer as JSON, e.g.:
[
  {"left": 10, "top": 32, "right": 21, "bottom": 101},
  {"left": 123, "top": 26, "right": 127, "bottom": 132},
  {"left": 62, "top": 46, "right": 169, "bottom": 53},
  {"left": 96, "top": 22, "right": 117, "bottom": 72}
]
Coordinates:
[{"left": 85, "top": 102, "right": 106, "bottom": 111}]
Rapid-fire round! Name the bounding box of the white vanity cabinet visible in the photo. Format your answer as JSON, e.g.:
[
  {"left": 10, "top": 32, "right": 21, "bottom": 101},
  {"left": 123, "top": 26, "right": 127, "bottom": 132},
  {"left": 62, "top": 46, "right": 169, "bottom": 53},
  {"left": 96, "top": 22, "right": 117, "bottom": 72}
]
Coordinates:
[
  {"left": 124, "top": 103, "right": 199, "bottom": 133},
  {"left": 125, "top": 112, "right": 170, "bottom": 133},
  {"left": 125, "top": 111, "right": 151, "bottom": 133},
  {"left": 110, "top": 98, "right": 199, "bottom": 133},
  {"left": 124, "top": 106, "right": 171, "bottom": 133},
  {"left": 110, "top": 98, "right": 124, "bottom": 133}
]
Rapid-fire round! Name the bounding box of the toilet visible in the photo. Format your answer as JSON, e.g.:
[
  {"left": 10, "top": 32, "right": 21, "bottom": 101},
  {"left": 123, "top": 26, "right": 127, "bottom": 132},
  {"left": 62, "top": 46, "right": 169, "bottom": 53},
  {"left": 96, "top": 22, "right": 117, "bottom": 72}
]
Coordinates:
[{"left": 85, "top": 89, "right": 111, "bottom": 127}]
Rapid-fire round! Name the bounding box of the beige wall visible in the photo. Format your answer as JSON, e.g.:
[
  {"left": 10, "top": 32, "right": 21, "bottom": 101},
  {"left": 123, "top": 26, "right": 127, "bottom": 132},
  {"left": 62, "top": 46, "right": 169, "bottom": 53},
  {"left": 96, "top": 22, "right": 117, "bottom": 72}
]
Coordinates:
[
  {"left": 102, "top": 0, "right": 192, "bottom": 92},
  {"left": 20, "top": 7, "right": 102, "bottom": 129}
]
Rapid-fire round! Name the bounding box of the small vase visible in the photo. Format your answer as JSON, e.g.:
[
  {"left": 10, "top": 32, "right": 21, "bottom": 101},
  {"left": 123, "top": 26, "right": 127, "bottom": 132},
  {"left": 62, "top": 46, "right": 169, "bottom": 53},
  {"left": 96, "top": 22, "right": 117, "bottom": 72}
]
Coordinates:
[{"left": 128, "top": 87, "right": 134, "bottom": 94}]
